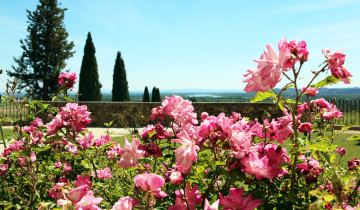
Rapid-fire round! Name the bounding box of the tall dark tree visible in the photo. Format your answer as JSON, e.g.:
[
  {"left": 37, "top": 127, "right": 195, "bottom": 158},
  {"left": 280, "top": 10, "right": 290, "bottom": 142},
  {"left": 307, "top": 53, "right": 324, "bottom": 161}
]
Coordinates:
[
  {"left": 156, "top": 88, "right": 161, "bottom": 102},
  {"left": 7, "top": 0, "right": 74, "bottom": 100},
  {"left": 151, "top": 87, "right": 161, "bottom": 102},
  {"left": 112, "top": 51, "right": 129, "bottom": 101},
  {"left": 78, "top": 32, "right": 102, "bottom": 101},
  {"left": 143, "top": 86, "right": 150, "bottom": 102}
]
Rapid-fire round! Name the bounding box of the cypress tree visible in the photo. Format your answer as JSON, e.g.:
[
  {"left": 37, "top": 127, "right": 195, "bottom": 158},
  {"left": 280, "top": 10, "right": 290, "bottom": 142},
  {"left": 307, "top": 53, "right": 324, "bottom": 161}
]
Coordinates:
[
  {"left": 112, "top": 51, "right": 129, "bottom": 101},
  {"left": 151, "top": 87, "right": 156, "bottom": 102},
  {"left": 156, "top": 88, "right": 161, "bottom": 102},
  {"left": 7, "top": 0, "right": 74, "bottom": 100},
  {"left": 78, "top": 32, "right": 102, "bottom": 101},
  {"left": 151, "top": 87, "right": 161, "bottom": 102},
  {"left": 143, "top": 86, "right": 150, "bottom": 102}
]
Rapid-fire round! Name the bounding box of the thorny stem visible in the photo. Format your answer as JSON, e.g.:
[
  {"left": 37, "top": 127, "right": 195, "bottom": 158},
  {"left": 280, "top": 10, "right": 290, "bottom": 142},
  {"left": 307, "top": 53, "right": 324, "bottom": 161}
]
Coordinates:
[
  {"left": 290, "top": 63, "right": 326, "bottom": 196},
  {"left": 0, "top": 123, "right": 7, "bottom": 148},
  {"left": 139, "top": 161, "right": 151, "bottom": 173},
  {"left": 79, "top": 147, "right": 99, "bottom": 179},
  {"left": 283, "top": 72, "right": 294, "bottom": 82}
]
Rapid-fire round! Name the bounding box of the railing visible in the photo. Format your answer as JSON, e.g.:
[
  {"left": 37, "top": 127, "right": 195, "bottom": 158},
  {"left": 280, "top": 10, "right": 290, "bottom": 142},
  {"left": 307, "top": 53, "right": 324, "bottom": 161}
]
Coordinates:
[
  {"left": 0, "top": 98, "right": 28, "bottom": 122},
  {"left": 333, "top": 99, "right": 360, "bottom": 126}
]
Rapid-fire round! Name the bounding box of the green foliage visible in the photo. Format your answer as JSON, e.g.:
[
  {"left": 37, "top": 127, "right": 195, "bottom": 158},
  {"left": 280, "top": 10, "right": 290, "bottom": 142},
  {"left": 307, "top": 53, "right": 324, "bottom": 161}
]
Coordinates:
[
  {"left": 78, "top": 32, "right": 102, "bottom": 101},
  {"left": 311, "top": 75, "right": 342, "bottom": 89},
  {"left": 250, "top": 90, "right": 276, "bottom": 103},
  {"left": 112, "top": 52, "right": 129, "bottom": 101},
  {"left": 7, "top": 0, "right": 74, "bottom": 100},
  {"left": 142, "top": 86, "right": 150, "bottom": 102}
]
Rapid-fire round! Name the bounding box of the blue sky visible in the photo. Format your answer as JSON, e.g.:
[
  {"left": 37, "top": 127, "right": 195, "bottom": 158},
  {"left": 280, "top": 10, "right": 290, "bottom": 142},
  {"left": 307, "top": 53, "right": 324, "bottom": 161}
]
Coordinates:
[{"left": 1, "top": 0, "right": 360, "bottom": 93}]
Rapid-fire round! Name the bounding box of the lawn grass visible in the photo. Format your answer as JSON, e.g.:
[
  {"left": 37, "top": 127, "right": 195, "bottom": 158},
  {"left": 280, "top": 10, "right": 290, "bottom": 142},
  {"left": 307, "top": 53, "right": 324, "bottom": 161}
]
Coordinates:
[
  {"left": 111, "top": 134, "right": 140, "bottom": 146},
  {"left": 281, "top": 132, "right": 358, "bottom": 168},
  {"left": 1, "top": 128, "right": 14, "bottom": 138}
]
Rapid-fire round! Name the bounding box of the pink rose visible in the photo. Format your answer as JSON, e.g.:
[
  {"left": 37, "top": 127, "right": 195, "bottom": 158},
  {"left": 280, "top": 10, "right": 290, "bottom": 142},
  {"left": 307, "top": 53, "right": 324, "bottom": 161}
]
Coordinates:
[
  {"left": 58, "top": 71, "right": 77, "bottom": 89},
  {"left": 0, "top": 164, "right": 8, "bottom": 176},
  {"left": 301, "top": 86, "right": 318, "bottom": 97},
  {"left": 298, "top": 123, "right": 312, "bottom": 134},
  {"left": 30, "top": 151, "right": 37, "bottom": 162},
  {"left": 134, "top": 173, "right": 167, "bottom": 198},
  {"left": 92, "top": 167, "right": 112, "bottom": 179},
  {"left": 243, "top": 39, "right": 294, "bottom": 93},
  {"left": 18, "top": 157, "right": 27, "bottom": 166},
  {"left": 219, "top": 188, "right": 261, "bottom": 209},
  {"left": 54, "top": 159, "right": 62, "bottom": 168},
  {"left": 336, "top": 148, "right": 346, "bottom": 156},
  {"left": 112, "top": 196, "right": 139, "bottom": 210},
  {"left": 169, "top": 171, "right": 183, "bottom": 185},
  {"left": 63, "top": 162, "right": 72, "bottom": 173},
  {"left": 323, "top": 48, "right": 352, "bottom": 84}
]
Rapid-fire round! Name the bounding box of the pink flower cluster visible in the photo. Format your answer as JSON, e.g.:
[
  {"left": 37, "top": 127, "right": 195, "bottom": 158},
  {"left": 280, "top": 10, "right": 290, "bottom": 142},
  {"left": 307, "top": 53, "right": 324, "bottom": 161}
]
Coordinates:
[
  {"left": 279, "top": 39, "right": 309, "bottom": 62},
  {"left": 92, "top": 167, "right": 112, "bottom": 179},
  {"left": 301, "top": 86, "right": 318, "bottom": 97},
  {"left": 219, "top": 187, "right": 261, "bottom": 209},
  {"left": 58, "top": 71, "right": 77, "bottom": 89},
  {"left": 323, "top": 48, "right": 352, "bottom": 84},
  {"left": 23, "top": 118, "right": 44, "bottom": 144},
  {"left": 0, "top": 164, "right": 8, "bottom": 176},
  {"left": 151, "top": 95, "right": 198, "bottom": 125},
  {"left": 297, "top": 98, "right": 343, "bottom": 121},
  {"left": 296, "top": 155, "right": 323, "bottom": 184},
  {"left": 168, "top": 183, "right": 202, "bottom": 210},
  {"left": 134, "top": 173, "right": 167, "bottom": 199},
  {"left": 117, "top": 137, "right": 145, "bottom": 168},
  {"left": 243, "top": 38, "right": 297, "bottom": 93},
  {"left": 46, "top": 103, "right": 91, "bottom": 135},
  {"left": 150, "top": 96, "right": 293, "bottom": 180},
  {"left": 141, "top": 122, "right": 172, "bottom": 140},
  {"left": 241, "top": 143, "right": 290, "bottom": 180}
]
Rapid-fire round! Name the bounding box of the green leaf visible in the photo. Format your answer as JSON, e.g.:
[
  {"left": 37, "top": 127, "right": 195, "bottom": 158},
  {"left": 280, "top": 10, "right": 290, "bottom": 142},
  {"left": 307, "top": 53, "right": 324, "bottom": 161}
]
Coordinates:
[
  {"left": 81, "top": 159, "right": 92, "bottom": 169},
  {"left": 277, "top": 101, "right": 284, "bottom": 112},
  {"left": 286, "top": 99, "right": 296, "bottom": 104},
  {"left": 196, "top": 166, "right": 205, "bottom": 174},
  {"left": 347, "top": 135, "right": 360, "bottom": 141},
  {"left": 283, "top": 84, "right": 295, "bottom": 91},
  {"left": 250, "top": 90, "right": 276, "bottom": 103},
  {"left": 309, "top": 190, "right": 322, "bottom": 198},
  {"left": 1, "top": 95, "right": 8, "bottom": 103},
  {"left": 52, "top": 96, "right": 61, "bottom": 101},
  {"left": 44, "top": 135, "right": 63, "bottom": 143},
  {"left": 297, "top": 137, "right": 306, "bottom": 146},
  {"left": 323, "top": 194, "right": 336, "bottom": 202},
  {"left": 63, "top": 96, "right": 74, "bottom": 102},
  {"left": 311, "top": 75, "right": 342, "bottom": 89},
  {"left": 215, "top": 161, "right": 226, "bottom": 166},
  {"left": 308, "top": 140, "right": 337, "bottom": 152}
]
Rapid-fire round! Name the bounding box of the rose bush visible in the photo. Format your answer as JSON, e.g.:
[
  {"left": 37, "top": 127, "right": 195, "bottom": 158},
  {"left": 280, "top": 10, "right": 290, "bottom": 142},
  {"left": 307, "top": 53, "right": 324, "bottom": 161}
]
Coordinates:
[{"left": 0, "top": 41, "right": 359, "bottom": 209}]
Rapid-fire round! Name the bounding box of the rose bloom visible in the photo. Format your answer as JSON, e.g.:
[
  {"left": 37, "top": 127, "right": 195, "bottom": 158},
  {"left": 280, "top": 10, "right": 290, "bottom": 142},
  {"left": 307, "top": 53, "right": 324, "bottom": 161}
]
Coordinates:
[
  {"left": 336, "top": 148, "right": 346, "bottom": 156},
  {"left": 322, "top": 48, "right": 352, "bottom": 84},
  {"left": 301, "top": 86, "right": 318, "bottom": 97},
  {"left": 298, "top": 123, "right": 312, "bottom": 134}
]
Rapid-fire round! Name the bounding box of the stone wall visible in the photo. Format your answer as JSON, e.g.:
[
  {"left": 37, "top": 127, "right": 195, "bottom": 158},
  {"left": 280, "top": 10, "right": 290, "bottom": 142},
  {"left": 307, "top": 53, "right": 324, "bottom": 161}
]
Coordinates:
[{"left": 40, "top": 101, "right": 283, "bottom": 127}]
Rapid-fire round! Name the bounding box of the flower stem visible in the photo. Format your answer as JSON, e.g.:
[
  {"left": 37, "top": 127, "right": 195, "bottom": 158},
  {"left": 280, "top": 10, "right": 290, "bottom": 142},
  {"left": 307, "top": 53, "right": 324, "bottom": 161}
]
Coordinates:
[{"left": 0, "top": 123, "right": 7, "bottom": 148}]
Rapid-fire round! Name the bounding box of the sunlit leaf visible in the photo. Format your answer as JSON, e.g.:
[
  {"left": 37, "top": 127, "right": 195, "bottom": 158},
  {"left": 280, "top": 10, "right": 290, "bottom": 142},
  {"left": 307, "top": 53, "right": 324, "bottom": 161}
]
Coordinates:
[
  {"left": 311, "top": 75, "right": 342, "bottom": 89},
  {"left": 250, "top": 90, "right": 276, "bottom": 103},
  {"left": 347, "top": 134, "right": 360, "bottom": 141}
]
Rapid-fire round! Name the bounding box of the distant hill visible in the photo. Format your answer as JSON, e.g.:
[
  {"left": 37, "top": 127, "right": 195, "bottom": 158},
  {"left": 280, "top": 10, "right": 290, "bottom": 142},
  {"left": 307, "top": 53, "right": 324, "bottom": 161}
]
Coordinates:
[
  {"left": 273, "top": 87, "right": 360, "bottom": 96},
  {"left": 2, "top": 87, "right": 360, "bottom": 102}
]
